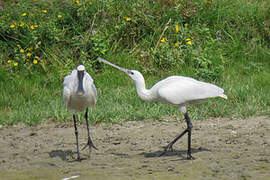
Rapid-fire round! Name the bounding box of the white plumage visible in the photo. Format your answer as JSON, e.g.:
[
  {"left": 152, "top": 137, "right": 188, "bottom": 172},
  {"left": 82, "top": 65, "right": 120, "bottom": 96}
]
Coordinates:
[
  {"left": 63, "top": 67, "right": 97, "bottom": 112},
  {"left": 98, "top": 57, "right": 227, "bottom": 159},
  {"left": 63, "top": 65, "right": 98, "bottom": 161},
  {"left": 127, "top": 71, "right": 227, "bottom": 105}
]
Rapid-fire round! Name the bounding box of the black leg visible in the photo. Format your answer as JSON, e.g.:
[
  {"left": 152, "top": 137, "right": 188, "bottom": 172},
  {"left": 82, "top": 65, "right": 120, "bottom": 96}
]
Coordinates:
[
  {"left": 82, "top": 108, "right": 97, "bottom": 151},
  {"left": 160, "top": 112, "right": 194, "bottom": 159},
  {"left": 159, "top": 129, "right": 188, "bottom": 156},
  {"left": 73, "top": 114, "right": 81, "bottom": 161},
  {"left": 185, "top": 113, "right": 194, "bottom": 159}
]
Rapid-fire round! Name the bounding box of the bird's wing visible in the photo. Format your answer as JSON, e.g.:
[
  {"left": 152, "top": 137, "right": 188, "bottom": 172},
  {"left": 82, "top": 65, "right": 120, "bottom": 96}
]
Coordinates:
[
  {"left": 62, "top": 71, "right": 76, "bottom": 108},
  {"left": 63, "top": 70, "right": 76, "bottom": 87},
  {"left": 84, "top": 72, "right": 94, "bottom": 83},
  {"left": 91, "top": 83, "right": 98, "bottom": 100},
  {"left": 157, "top": 76, "right": 225, "bottom": 105},
  {"left": 63, "top": 86, "right": 71, "bottom": 108},
  {"left": 84, "top": 72, "right": 98, "bottom": 102}
]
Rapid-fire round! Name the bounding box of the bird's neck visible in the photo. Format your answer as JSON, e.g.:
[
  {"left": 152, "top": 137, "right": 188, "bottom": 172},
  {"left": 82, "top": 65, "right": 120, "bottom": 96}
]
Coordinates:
[{"left": 133, "top": 79, "right": 154, "bottom": 101}]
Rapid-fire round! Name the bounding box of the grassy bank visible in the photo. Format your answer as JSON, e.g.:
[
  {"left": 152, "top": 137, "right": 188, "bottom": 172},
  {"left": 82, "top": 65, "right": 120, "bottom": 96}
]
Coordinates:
[{"left": 0, "top": 0, "right": 269, "bottom": 125}]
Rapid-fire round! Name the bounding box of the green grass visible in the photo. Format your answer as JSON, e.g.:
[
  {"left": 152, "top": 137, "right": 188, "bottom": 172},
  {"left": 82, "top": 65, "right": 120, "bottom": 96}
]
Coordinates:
[{"left": 0, "top": 0, "right": 269, "bottom": 126}]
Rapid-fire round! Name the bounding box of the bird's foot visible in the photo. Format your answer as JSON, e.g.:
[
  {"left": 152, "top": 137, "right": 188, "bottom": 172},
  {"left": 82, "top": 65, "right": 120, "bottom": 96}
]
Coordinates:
[
  {"left": 75, "top": 153, "right": 82, "bottom": 162},
  {"left": 73, "top": 156, "right": 87, "bottom": 162},
  {"left": 82, "top": 138, "right": 98, "bottom": 151},
  {"left": 159, "top": 143, "right": 174, "bottom": 156},
  {"left": 187, "top": 153, "right": 195, "bottom": 160}
]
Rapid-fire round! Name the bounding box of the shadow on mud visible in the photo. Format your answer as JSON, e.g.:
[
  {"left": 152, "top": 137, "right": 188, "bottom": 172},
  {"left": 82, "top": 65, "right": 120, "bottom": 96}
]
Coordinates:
[
  {"left": 48, "top": 150, "right": 78, "bottom": 162},
  {"left": 139, "top": 147, "right": 211, "bottom": 159}
]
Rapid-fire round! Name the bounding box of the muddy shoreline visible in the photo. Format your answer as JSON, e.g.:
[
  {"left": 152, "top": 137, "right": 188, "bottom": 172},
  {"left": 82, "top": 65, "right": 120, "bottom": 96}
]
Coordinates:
[{"left": 0, "top": 116, "right": 269, "bottom": 180}]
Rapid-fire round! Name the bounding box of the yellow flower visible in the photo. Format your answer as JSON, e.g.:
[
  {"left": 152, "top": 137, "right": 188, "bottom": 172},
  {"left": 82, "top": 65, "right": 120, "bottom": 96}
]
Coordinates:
[
  {"left": 186, "top": 39, "right": 192, "bottom": 45},
  {"left": 22, "top": 13, "right": 27, "bottom": 17},
  {"left": 34, "top": 25, "right": 38, "bottom": 28},
  {"left": 33, "top": 59, "right": 38, "bottom": 64},
  {"left": 27, "top": 52, "right": 32, "bottom": 57},
  {"left": 175, "top": 25, "right": 179, "bottom": 32},
  {"left": 58, "top": 14, "right": 62, "bottom": 18},
  {"left": 160, "top": 37, "right": 166, "bottom": 43},
  {"left": 124, "top": 17, "right": 131, "bottom": 22},
  {"left": 89, "top": 2, "right": 93, "bottom": 5},
  {"left": 10, "top": 24, "right": 15, "bottom": 28},
  {"left": 41, "top": 10, "right": 48, "bottom": 13},
  {"left": 13, "top": 62, "right": 18, "bottom": 67},
  {"left": 19, "top": 22, "right": 25, "bottom": 27},
  {"left": 74, "top": 0, "right": 80, "bottom": 3},
  {"left": 30, "top": 25, "right": 35, "bottom": 30},
  {"left": 20, "top": 49, "right": 25, "bottom": 53},
  {"left": 27, "top": 47, "right": 33, "bottom": 51},
  {"left": 17, "top": 44, "right": 21, "bottom": 47},
  {"left": 8, "top": 59, "right": 12, "bottom": 63},
  {"left": 174, "top": 42, "right": 179, "bottom": 47}
]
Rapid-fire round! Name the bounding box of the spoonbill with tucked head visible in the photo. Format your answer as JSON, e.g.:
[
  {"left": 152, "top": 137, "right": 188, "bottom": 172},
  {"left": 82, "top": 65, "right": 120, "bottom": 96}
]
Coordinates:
[
  {"left": 63, "top": 65, "right": 98, "bottom": 161},
  {"left": 97, "top": 57, "right": 227, "bottom": 159}
]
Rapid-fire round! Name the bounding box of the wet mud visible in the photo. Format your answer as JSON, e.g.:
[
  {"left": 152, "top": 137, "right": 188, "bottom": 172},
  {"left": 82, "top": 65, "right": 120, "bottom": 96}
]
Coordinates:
[{"left": 0, "top": 116, "right": 269, "bottom": 180}]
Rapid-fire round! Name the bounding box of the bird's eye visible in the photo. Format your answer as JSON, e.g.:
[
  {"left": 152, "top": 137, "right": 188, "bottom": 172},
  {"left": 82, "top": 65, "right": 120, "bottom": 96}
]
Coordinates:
[{"left": 128, "top": 70, "right": 134, "bottom": 75}]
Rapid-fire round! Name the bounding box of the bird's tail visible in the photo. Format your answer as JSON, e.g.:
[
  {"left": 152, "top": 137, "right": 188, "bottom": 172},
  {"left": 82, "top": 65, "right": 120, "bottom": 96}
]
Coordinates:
[{"left": 219, "top": 94, "right": 228, "bottom": 99}]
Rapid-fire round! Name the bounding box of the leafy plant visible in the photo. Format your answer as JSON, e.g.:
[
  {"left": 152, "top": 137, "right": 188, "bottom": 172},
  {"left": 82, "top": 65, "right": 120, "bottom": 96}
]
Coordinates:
[{"left": 0, "top": 0, "right": 269, "bottom": 125}]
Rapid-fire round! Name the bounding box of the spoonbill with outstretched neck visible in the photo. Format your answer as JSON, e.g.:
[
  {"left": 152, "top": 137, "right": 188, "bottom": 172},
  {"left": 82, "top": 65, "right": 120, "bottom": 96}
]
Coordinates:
[{"left": 97, "top": 57, "right": 227, "bottom": 159}]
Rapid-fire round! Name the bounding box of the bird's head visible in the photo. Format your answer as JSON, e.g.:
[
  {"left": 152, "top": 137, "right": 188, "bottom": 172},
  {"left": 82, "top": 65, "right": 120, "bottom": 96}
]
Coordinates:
[
  {"left": 77, "top": 64, "right": 85, "bottom": 72},
  {"left": 125, "top": 70, "right": 144, "bottom": 83},
  {"left": 76, "top": 65, "right": 85, "bottom": 96},
  {"left": 97, "top": 57, "right": 144, "bottom": 83}
]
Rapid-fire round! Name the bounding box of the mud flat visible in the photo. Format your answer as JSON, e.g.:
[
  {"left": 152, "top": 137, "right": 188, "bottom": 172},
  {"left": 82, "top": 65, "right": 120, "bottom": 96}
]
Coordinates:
[{"left": 0, "top": 116, "right": 269, "bottom": 180}]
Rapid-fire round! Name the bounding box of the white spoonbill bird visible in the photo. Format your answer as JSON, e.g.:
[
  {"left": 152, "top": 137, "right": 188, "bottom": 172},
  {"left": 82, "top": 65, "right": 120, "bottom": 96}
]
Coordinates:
[
  {"left": 98, "top": 57, "right": 227, "bottom": 159},
  {"left": 63, "top": 65, "right": 98, "bottom": 161}
]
